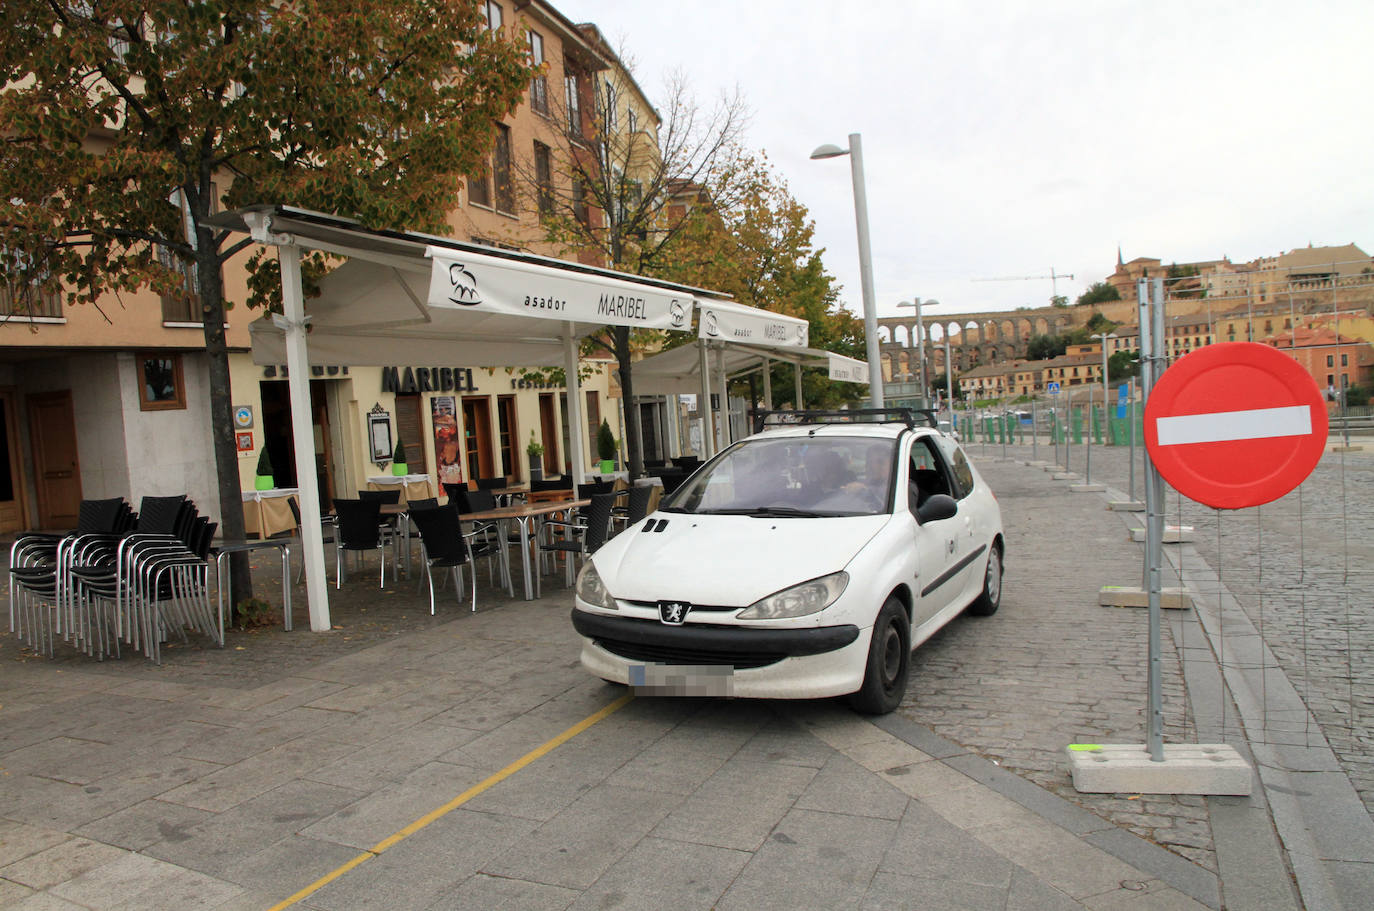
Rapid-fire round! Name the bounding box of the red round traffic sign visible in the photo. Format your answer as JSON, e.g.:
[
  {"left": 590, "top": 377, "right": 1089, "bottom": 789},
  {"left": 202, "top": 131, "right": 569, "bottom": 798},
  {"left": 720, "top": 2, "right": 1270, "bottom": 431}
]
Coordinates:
[{"left": 1144, "top": 342, "right": 1328, "bottom": 509}]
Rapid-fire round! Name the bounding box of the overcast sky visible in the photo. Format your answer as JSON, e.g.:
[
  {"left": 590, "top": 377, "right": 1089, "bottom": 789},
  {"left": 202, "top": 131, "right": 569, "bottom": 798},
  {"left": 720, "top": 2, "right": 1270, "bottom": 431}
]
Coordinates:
[{"left": 558, "top": 0, "right": 1372, "bottom": 326}]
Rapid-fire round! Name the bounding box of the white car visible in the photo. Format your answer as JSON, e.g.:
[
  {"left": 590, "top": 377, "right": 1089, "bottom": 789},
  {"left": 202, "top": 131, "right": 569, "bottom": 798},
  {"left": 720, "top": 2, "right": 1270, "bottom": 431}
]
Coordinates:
[{"left": 570, "top": 411, "right": 1005, "bottom": 714}]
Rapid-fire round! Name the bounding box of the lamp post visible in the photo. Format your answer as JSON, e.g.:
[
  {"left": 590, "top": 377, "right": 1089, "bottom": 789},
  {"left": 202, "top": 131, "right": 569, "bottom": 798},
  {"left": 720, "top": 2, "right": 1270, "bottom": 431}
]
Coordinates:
[
  {"left": 896, "top": 298, "right": 935, "bottom": 406},
  {"left": 812, "top": 134, "right": 883, "bottom": 409}
]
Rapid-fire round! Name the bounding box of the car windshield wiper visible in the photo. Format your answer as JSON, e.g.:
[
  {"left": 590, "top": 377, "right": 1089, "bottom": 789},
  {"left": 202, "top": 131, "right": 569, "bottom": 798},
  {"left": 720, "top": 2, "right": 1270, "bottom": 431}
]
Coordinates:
[
  {"left": 702, "top": 506, "right": 823, "bottom": 518},
  {"left": 657, "top": 506, "right": 691, "bottom": 513}
]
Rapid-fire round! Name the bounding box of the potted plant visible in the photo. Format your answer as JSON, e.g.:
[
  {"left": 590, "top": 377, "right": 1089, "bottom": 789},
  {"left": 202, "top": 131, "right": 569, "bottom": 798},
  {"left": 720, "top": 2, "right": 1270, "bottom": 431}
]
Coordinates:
[
  {"left": 596, "top": 419, "right": 617, "bottom": 475},
  {"left": 526, "top": 430, "right": 544, "bottom": 481},
  {"left": 392, "top": 437, "right": 409, "bottom": 476},
  {"left": 254, "top": 447, "right": 275, "bottom": 490}
]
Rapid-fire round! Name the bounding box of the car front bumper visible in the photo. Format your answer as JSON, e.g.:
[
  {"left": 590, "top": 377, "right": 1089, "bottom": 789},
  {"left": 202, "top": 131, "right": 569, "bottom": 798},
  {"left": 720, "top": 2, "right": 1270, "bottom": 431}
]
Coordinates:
[{"left": 571, "top": 608, "right": 869, "bottom": 700}]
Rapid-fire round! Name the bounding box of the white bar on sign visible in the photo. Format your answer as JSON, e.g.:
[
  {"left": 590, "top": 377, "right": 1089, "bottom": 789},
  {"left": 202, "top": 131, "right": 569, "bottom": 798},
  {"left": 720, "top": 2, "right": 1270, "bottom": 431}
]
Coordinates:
[{"left": 1155, "top": 405, "right": 1310, "bottom": 446}]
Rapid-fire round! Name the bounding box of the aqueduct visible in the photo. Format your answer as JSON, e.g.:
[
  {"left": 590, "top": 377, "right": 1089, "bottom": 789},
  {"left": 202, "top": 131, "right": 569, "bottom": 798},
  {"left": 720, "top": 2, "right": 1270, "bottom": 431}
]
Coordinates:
[{"left": 876, "top": 303, "right": 1079, "bottom": 380}]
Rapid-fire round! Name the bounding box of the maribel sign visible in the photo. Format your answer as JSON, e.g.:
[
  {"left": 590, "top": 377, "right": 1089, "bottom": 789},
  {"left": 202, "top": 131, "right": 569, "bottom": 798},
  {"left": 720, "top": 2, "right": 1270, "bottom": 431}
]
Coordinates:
[{"left": 382, "top": 366, "right": 478, "bottom": 395}]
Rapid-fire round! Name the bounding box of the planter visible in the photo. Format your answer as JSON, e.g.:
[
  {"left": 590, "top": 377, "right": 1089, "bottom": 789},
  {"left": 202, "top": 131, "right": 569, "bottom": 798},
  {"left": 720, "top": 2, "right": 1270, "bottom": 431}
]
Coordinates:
[
  {"left": 529, "top": 457, "right": 543, "bottom": 482},
  {"left": 254, "top": 475, "right": 275, "bottom": 491},
  {"left": 598, "top": 459, "right": 615, "bottom": 475},
  {"left": 391, "top": 462, "right": 409, "bottom": 476}
]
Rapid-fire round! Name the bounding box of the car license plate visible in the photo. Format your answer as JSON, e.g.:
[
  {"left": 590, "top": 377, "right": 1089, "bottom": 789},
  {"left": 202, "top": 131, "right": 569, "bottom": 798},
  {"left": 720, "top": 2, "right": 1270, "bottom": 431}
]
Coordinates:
[{"left": 628, "top": 663, "right": 734, "bottom": 696}]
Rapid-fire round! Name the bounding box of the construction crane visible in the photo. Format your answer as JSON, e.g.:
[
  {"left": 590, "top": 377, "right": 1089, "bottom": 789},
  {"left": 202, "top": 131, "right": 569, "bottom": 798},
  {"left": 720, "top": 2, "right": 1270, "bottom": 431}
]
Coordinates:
[{"left": 973, "top": 266, "right": 1075, "bottom": 301}]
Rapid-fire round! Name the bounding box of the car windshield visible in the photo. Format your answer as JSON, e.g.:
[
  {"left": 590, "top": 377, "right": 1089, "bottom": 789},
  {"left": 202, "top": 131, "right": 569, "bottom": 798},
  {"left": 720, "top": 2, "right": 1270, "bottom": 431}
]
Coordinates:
[{"left": 663, "top": 436, "right": 896, "bottom": 517}]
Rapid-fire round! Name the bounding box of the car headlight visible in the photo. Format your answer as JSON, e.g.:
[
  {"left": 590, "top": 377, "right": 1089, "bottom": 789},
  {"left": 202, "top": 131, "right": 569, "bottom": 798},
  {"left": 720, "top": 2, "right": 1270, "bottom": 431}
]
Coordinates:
[
  {"left": 737, "top": 571, "right": 849, "bottom": 620},
  {"left": 575, "top": 560, "right": 617, "bottom": 610}
]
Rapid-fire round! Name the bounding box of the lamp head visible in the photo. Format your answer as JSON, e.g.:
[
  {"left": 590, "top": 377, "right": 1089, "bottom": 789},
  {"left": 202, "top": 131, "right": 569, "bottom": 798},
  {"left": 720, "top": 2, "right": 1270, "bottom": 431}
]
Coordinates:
[{"left": 809, "top": 143, "right": 848, "bottom": 160}]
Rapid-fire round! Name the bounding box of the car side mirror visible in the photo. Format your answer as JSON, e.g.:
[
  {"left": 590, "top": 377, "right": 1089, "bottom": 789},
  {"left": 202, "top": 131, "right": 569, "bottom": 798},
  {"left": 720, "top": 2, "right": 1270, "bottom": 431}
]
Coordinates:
[{"left": 916, "top": 493, "right": 958, "bottom": 524}]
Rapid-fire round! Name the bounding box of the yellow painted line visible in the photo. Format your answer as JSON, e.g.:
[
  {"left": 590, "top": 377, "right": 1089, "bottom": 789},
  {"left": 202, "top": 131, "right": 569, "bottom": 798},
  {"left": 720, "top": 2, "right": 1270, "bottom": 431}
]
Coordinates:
[{"left": 265, "top": 692, "right": 634, "bottom": 911}]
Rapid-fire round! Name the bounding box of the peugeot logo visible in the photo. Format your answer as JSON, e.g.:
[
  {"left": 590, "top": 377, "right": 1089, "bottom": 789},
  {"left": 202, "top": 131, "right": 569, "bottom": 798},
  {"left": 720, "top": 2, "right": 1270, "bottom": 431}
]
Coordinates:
[
  {"left": 448, "top": 263, "right": 482, "bottom": 306},
  {"left": 658, "top": 601, "right": 691, "bottom": 625},
  {"left": 669, "top": 300, "right": 686, "bottom": 328}
]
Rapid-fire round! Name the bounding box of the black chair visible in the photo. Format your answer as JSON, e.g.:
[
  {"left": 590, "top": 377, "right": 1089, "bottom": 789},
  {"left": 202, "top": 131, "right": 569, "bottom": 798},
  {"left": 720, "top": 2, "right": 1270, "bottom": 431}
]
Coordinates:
[
  {"left": 446, "top": 488, "right": 506, "bottom": 590},
  {"left": 134, "top": 495, "right": 188, "bottom": 535},
  {"left": 358, "top": 489, "right": 402, "bottom": 505},
  {"left": 407, "top": 504, "right": 479, "bottom": 614},
  {"left": 530, "top": 477, "right": 573, "bottom": 493},
  {"left": 576, "top": 479, "right": 613, "bottom": 499},
  {"left": 643, "top": 459, "right": 666, "bottom": 470},
  {"left": 672, "top": 455, "right": 701, "bottom": 471},
  {"left": 612, "top": 485, "right": 654, "bottom": 534},
  {"left": 539, "top": 492, "right": 617, "bottom": 588},
  {"left": 331, "top": 498, "right": 392, "bottom": 589},
  {"left": 474, "top": 477, "right": 507, "bottom": 491}
]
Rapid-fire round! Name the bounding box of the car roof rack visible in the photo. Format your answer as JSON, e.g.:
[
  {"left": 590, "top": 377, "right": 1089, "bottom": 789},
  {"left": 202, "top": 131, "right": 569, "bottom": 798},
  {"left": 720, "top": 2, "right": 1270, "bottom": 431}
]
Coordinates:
[{"left": 751, "top": 408, "right": 937, "bottom": 434}]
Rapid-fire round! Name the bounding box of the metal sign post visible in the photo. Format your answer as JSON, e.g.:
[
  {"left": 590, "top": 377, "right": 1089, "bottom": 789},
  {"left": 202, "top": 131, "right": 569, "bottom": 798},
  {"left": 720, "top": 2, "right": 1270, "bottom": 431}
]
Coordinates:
[{"left": 1141, "top": 277, "right": 1166, "bottom": 761}]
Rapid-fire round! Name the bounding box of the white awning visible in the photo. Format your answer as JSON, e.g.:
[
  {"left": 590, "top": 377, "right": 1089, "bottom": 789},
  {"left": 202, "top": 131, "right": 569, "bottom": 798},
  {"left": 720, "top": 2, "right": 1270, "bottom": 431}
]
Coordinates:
[{"left": 634, "top": 341, "right": 870, "bottom": 395}]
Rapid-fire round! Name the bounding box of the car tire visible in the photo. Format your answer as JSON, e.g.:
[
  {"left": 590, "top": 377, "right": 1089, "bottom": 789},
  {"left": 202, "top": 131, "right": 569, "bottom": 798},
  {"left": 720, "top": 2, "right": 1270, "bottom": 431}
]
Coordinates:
[
  {"left": 848, "top": 597, "right": 910, "bottom": 715},
  {"left": 967, "top": 541, "right": 1002, "bottom": 617}
]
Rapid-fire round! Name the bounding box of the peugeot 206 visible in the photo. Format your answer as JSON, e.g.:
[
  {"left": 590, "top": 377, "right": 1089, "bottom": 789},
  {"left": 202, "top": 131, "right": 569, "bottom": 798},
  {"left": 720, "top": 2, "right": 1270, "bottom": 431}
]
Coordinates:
[{"left": 570, "top": 410, "right": 1004, "bottom": 714}]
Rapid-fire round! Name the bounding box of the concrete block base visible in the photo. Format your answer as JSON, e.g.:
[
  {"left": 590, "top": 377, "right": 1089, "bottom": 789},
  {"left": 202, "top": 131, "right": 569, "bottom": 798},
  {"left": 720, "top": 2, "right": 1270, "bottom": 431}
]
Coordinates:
[
  {"left": 1332, "top": 444, "right": 1363, "bottom": 453},
  {"left": 1051, "top": 472, "right": 1080, "bottom": 481},
  {"left": 1108, "top": 500, "right": 1146, "bottom": 511},
  {"left": 1098, "top": 585, "right": 1193, "bottom": 610},
  {"left": 1024, "top": 460, "right": 1052, "bottom": 468},
  {"left": 1065, "top": 743, "right": 1251, "bottom": 796},
  {"left": 1070, "top": 483, "right": 1106, "bottom": 492},
  {"left": 1130, "top": 525, "right": 1195, "bottom": 543}
]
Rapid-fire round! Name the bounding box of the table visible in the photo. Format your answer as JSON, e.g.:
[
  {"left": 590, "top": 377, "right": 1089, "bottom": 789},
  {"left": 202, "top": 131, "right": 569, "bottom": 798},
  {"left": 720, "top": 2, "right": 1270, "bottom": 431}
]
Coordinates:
[
  {"left": 464, "top": 498, "right": 589, "bottom": 600},
  {"left": 367, "top": 474, "right": 434, "bottom": 505},
  {"left": 241, "top": 488, "right": 299, "bottom": 539},
  {"left": 485, "top": 483, "right": 530, "bottom": 506},
  {"left": 213, "top": 538, "right": 292, "bottom": 635}
]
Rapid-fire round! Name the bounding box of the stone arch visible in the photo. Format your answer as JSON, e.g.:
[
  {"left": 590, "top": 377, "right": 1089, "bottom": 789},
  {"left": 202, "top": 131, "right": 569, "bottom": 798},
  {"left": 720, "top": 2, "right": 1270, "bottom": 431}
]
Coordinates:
[
  {"left": 893, "top": 324, "right": 909, "bottom": 347},
  {"left": 878, "top": 326, "right": 892, "bottom": 344}
]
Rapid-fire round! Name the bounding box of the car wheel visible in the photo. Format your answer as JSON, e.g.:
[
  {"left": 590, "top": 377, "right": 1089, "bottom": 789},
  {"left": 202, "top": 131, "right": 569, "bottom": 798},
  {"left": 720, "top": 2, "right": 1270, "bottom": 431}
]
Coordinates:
[
  {"left": 967, "top": 541, "right": 1002, "bottom": 617},
  {"left": 848, "top": 597, "right": 910, "bottom": 715}
]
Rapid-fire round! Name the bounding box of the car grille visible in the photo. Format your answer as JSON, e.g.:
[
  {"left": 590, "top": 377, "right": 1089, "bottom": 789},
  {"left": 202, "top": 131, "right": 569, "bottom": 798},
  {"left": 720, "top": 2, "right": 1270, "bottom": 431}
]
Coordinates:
[
  {"left": 594, "top": 636, "right": 786, "bottom": 670},
  {"left": 623, "top": 600, "right": 738, "bottom": 613}
]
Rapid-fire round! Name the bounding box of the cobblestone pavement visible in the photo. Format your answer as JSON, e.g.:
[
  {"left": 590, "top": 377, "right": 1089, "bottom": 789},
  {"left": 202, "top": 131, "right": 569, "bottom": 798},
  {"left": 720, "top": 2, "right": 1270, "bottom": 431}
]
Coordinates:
[
  {"left": 967, "top": 433, "right": 1374, "bottom": 821},
  {"left": 899, "top": 452, "right": 1218, "bottom": 872}
]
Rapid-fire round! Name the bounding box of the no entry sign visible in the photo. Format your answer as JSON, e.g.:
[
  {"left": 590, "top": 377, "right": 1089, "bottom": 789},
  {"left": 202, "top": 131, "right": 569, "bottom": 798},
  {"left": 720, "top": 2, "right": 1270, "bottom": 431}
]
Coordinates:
[{"left": 1144, "top": 342, "right": 1328, "bottom": 509}]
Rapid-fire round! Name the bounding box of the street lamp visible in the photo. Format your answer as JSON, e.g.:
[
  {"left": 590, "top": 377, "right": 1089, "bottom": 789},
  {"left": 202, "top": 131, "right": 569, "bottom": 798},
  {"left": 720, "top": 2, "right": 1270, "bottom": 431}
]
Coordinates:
[
  {"left": 812, "top": 134, "right": 883, "bottom": 409},
  {"left": 896, "top": 298, "right": 936, "bottom": 406}
]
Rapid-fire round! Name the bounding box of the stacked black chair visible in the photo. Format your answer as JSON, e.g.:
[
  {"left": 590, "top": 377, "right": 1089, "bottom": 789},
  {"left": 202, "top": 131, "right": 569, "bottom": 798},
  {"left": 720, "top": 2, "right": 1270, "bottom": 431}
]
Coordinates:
[
  {"left": 9, "top": 497, "right": 130, "bottom": 657},
  {"left": 539, "top": 491, "right": 617, "bottom": 589},
  {"left": 407, "top": 504, "right": 481, "bottom": 614},
  {"left": 529, "top": 477, "right": 573, "bottom": 494},
  {"left": 332, "top": 498, "right": 392, "bottom": 589},
  {"left": 445, "top": 487, "right": 506, "bottom": 591}
]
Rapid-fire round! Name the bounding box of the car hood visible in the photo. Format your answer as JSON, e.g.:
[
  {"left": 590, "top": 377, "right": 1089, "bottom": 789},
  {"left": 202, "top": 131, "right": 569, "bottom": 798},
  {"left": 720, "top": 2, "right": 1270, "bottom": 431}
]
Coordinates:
[{"left": 594, "top": 512, "right": 889, "bottom": 607}]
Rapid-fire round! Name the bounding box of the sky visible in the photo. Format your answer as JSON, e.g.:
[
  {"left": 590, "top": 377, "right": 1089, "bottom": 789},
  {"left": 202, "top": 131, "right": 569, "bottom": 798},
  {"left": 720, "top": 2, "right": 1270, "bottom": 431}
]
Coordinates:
[{"left": 556, "top": 0, "right": 1373, "bottom": 327}]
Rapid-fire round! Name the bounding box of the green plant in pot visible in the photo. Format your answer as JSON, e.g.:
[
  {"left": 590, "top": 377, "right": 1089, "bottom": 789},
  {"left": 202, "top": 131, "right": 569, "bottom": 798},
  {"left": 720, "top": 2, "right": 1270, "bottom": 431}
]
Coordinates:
[
  {"left": 392, "top": 437, "right": 409, "bottom": 476},
  {"left": 254, "top": 446, "right": 274, "bottom": 490},
  {"left": 526, "top": 430, "right": 545, "bottom": 481},
  {"left": 596, "top": 418, "right": 617, "bottom": 475}
]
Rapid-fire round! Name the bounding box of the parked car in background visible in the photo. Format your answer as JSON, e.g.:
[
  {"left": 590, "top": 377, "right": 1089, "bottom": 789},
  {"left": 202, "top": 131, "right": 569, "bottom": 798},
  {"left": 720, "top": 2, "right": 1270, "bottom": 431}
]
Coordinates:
[{"left": 570, "top": 410, "right": 1005, "bottom": 714}]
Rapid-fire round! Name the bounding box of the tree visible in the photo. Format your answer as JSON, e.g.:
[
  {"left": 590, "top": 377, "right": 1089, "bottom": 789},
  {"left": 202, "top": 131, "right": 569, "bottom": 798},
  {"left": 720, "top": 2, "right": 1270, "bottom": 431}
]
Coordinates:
[
  {"left": 1026, "top": 334, "right": 1067, "bottom": 360},
  {"left": 1076, "top": 281, "right": 1121, "bottom": 307},
  {"left": 654, "top": 155, "right": 863, "bottom": 410},
  {"left": 517, "top": 53, "right": 748, "bottom": 477},
  {"left": 1, "top": 1, "right": 531, "bottom": 601},
  {"left": 1107, "top": 350, "right": 1140, "bottom": 381}
]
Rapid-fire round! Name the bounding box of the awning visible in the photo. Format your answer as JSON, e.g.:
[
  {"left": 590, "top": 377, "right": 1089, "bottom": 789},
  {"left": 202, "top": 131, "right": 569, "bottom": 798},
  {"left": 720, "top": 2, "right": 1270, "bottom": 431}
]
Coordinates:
[{"left": 209, "top": 205, "right": 723, "bottom": 632}]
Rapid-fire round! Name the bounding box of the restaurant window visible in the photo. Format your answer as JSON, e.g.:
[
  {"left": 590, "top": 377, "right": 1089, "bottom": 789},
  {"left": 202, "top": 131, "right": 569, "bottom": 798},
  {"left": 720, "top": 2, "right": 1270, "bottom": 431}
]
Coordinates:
[
  {"left": 572, "top": 178, "right": 589, "bottom": 226},
  {"left": 467, "top": 161, "right": 492, "bottom": 209},
  {"left": 564, "top": 73, "right": 581, "bottom": 136},
  {"left": 527, "top": 31, "right": 548, "bottom": 114},
  {"left": 137, "top": 353, "right": 186, "bottom": 411},
  {"left": 493, "top": 123, "right": 514, "bottom": 214},
  {"left": 534, "top": 141, "right": 553, "bottom": 217},
  {"left": 585, "top": 390, "right": 601, "bottom": 457},
  {"left": 480, "top": 1, "right": 502, "bottom": 32},
  {"left": 602, "top": 79, "right": 617, "bottom": 131}
]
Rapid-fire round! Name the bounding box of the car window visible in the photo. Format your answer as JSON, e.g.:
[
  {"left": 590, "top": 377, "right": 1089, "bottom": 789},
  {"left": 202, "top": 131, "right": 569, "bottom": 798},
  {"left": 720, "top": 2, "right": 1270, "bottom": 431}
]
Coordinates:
[
  {"left": 908, "top": 436, "right": 957, "bottom": 510},
  {"left": 931, "top": 435, "right": 976, "bottom": 499},
  {"left": 665, "top": 436, "right": 896, "bottom": 517}
]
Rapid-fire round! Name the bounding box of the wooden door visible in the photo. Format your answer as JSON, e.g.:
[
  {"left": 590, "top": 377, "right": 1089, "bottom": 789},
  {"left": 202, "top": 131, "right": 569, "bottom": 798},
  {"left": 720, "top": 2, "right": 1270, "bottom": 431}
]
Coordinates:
[
  {"left": 28, "top": 390, "right": 81, "bottom": 530},
  {"left": 462, "top": 396, "right": 495, "bottom": 481},
  {"left": 310, "top": 382, "right": 335, "bottom": 506},
  {"left": 539, "top": 393, "right": 559, "bottom": 474},
  {"left": 497, "top": 395, "right": 517, "bottom": 479},
  {"left": 0, "top": 390, "right": 28, "bottom": 534}
]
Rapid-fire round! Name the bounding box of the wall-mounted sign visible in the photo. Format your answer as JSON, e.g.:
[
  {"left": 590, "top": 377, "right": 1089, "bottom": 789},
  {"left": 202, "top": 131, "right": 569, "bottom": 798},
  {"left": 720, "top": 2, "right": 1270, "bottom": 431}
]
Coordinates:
[
  {"left": 233, "top": 405, "right": 254, "bottom": 429},
  {"left": 381, "top": 366, "right": 477, "bottom": 395},
  {"left": 368, "top": 407, "right": 393, "bottom": 463},
  {"left": 235, "top": 432, "right": 254, "bottom": 452}
]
